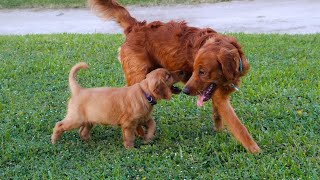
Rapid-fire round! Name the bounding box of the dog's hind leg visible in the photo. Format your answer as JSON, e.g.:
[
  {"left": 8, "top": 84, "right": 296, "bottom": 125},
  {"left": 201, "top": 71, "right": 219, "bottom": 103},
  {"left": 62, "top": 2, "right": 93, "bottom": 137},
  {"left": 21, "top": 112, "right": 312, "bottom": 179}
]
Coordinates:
[
  {"left": 51, "top": 114, "right": 83, "bottom": 144},
  {"left": 79, "top": 122, "right": 93, "bottom": 141},
  {"left": 119, "top": 47, "right": 155, "bottom": 86}
]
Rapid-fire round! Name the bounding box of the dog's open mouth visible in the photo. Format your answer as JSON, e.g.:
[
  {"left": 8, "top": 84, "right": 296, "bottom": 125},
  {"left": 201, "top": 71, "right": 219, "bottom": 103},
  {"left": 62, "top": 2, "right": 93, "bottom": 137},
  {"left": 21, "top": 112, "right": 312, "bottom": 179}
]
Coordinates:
[
  {"left": 197, "top": 83, "right": 216, "bottom": 107},
  {"left": 171, "top": 85, "right": 182, "bottom": 94}
]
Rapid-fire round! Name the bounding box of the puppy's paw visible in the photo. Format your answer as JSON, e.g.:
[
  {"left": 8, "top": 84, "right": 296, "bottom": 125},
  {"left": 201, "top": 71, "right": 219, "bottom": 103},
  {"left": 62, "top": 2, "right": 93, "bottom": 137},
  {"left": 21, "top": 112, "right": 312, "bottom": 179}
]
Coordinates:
[
  {"left": 135, "top": 126, "right": 146, "bottom": 138},
  {"left": 124, "top": 142, "right": 135, "bottom": 149},
  {"left": 142, "top": 139, "right": 152, "bottom": 144},
  {"left": 79, "top": 131, "right": 91, "bottom": 141},
  {"left": 247, "top": 144, "right": 261, "bottom": 154},
  {"left": 51, "top": 135, "right": 58, "bottom": 144},
  {"left": 80, "top": 135, "right": 91, "bottom": 141},
  {"left": 142, "top": 133, "right": 154, "bottom": 144}
]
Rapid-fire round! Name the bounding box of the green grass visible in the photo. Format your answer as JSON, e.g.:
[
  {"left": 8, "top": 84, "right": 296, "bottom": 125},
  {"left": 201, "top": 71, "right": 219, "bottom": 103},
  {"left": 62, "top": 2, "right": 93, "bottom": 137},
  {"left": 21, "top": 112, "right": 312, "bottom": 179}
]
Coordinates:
[
  {"left": 0, "top": 33, "right": 319, "bottom": 178},
  {"left": 0, "top": 0, "right": 229, "bottom": 9}
]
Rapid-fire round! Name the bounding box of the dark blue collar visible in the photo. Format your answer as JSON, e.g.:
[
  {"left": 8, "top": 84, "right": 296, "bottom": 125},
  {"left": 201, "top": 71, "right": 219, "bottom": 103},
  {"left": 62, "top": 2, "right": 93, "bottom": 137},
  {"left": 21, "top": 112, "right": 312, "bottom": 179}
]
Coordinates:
[
  {"left": 143, "top": 91, "right": 157, "bottom": 106},
  {"left": 239, "top": 57, "right": 243, "bottom": 73},
  {"left": 230, "top": 57, "right": 243, "bottom": 91}
]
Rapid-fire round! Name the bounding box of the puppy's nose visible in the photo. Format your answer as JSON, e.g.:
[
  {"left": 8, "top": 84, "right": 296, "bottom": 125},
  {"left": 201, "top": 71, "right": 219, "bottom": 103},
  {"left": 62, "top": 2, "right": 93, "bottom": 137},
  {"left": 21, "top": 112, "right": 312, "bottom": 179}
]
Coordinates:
[{"left": 182, "top": 87, "right": 190, "bottom": 95}]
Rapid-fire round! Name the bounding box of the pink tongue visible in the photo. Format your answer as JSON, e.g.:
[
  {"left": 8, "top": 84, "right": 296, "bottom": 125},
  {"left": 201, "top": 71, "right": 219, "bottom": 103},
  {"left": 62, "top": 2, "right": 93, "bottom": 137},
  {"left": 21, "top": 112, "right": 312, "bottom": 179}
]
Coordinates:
[{"left": 197, "top": 95, "right": 204, "bottom": 107}]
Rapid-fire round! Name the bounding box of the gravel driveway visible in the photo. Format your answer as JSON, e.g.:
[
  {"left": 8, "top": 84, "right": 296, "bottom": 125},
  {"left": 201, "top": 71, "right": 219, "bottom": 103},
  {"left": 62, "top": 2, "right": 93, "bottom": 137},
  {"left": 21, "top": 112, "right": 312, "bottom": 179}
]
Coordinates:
[{"left": 1, "top": 0, "right": 319, "bottom": 35}]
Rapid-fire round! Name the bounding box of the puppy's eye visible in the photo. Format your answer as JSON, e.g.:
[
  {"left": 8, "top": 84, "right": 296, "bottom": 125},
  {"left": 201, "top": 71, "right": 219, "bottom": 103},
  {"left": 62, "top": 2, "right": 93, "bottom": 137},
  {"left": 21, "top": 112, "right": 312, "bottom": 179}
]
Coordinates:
[{"left": 199, "top": 69, "right": 205, "bottom": 76}]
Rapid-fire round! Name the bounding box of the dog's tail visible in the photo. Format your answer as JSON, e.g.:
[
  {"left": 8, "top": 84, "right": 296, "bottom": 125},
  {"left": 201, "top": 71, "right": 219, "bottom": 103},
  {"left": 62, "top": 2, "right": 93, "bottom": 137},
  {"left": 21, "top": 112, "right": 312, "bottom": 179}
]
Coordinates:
[
  {"left": 69, "top": 62, "right": 88, "bottom": 95},
  {"left": 88, "top": 0, "right": 138, "bottom": 30}
]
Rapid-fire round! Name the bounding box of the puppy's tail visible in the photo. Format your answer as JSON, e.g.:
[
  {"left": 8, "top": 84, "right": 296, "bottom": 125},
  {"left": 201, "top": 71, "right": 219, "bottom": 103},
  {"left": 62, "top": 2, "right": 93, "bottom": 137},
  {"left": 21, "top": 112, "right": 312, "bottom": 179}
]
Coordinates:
[
  {"left": 69, "top": 62, "right": 88, "bottom": 95},
  {"left": 88, "top": 0, "right": 138, "bottom": 30}
]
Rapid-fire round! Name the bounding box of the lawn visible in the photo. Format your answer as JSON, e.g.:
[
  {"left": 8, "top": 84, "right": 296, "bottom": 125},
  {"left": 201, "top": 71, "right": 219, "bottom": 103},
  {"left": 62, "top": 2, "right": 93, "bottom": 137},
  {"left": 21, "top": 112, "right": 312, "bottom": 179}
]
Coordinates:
[
  {"left": 0, "top": 0, "right": 229, "bottom": 8},
  {"left": 0, "top": 33, "right": 319, "bottom": 178}
]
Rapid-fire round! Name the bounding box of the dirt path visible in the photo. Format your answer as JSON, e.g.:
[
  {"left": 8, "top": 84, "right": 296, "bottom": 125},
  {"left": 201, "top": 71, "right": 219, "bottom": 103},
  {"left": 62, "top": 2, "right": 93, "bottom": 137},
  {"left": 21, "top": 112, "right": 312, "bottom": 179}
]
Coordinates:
[{"left": 1, "top": 0, "right": 319, "bottom": 35}]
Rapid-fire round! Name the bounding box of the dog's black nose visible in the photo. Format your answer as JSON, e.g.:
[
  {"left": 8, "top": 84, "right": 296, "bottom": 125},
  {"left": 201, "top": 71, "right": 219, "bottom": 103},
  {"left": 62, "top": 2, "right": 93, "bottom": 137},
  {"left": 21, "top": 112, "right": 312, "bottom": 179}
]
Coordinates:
[{"left": 182, "top": 87, "right": 190, "bottom": 95}]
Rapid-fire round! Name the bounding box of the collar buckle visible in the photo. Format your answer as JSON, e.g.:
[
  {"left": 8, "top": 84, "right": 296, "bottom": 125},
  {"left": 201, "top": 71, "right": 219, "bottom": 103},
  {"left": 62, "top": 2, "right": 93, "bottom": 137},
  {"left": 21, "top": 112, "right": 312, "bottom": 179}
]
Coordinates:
[
  {"left": 143, "top": 92, "right": 157, "bottom": 106},
  {"left": 230, "top": 83, "right": 240, "bottom": 91}
]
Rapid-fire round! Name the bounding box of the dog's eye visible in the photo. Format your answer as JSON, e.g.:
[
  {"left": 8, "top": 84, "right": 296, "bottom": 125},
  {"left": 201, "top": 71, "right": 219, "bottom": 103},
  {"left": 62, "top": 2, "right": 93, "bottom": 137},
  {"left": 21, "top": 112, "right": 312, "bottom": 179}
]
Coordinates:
[{"left": 199, "top": 69, "right": 205, "bottom": 76}]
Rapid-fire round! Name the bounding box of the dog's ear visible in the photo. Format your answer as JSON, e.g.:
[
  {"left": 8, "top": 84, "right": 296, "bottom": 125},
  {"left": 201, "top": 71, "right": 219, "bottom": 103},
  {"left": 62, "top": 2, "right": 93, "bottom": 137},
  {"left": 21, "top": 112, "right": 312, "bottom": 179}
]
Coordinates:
[
  {"left": 217, "top": 48, "right": 241, "bottom": 81},
  {"left": 228, "top": 37, "right": 250, "bottom": 76},
  {"left": 151, "top": 79, "right": 172, "bottom": 100}
]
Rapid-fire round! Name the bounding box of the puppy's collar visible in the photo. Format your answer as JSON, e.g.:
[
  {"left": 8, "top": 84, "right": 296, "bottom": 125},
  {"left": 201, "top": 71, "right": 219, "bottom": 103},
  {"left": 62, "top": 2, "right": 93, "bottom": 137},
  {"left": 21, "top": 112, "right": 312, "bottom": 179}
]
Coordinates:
[{"left": 143, "top": 91, "right": 157, "bottom": 106}]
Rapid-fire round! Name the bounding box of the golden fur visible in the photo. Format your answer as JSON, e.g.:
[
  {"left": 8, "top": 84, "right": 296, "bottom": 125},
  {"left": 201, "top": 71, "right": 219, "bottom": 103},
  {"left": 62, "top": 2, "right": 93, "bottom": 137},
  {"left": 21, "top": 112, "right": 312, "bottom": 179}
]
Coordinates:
[
  {"left": 51, "top": 62, "right": 180, "bottom": 148},
  {"left": 89, "top": 0, "right": 260, "bottom": 153}
]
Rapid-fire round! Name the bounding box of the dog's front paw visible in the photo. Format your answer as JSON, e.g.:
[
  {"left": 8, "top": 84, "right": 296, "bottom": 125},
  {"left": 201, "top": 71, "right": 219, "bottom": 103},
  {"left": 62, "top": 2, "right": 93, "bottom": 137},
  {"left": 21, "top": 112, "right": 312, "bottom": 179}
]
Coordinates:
[
  {"left": 247, "top": 143, "right": 261, "bottom": 154},
  {"left": 213, "top": 125, "right": 224, "bottom": 132}
]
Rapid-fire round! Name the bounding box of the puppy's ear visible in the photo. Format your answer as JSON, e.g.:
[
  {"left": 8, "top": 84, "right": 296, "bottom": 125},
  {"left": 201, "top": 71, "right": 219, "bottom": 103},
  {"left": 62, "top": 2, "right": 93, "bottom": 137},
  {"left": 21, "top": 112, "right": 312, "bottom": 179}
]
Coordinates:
[
  {"left": 217, "top": 48, "right": 241, "bottom": 81},
  {"left": 151, "top": 79, "right": 172, "bottom": 100}
]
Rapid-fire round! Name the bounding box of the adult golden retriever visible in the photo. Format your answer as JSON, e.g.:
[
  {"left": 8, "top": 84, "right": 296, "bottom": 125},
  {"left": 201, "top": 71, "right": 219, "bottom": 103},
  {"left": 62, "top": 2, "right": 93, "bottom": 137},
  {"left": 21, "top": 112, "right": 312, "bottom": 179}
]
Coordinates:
[{"left": 89, "top": 0, "right": 260, "bottom": 153}]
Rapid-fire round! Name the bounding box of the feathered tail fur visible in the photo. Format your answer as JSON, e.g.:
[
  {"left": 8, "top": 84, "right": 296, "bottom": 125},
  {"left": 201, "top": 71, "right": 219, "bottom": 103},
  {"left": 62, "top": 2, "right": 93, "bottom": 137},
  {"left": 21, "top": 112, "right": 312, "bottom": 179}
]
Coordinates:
[{"left": 88, "top": 0, "right": 138, "bottom": 30}]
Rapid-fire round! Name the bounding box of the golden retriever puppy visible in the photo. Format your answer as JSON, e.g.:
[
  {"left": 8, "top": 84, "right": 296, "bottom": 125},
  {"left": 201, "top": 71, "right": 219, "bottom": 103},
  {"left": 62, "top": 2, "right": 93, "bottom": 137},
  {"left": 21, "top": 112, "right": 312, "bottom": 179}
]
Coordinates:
[{"left": 51, "top": 62, "right": 181, "bottom": 149}]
